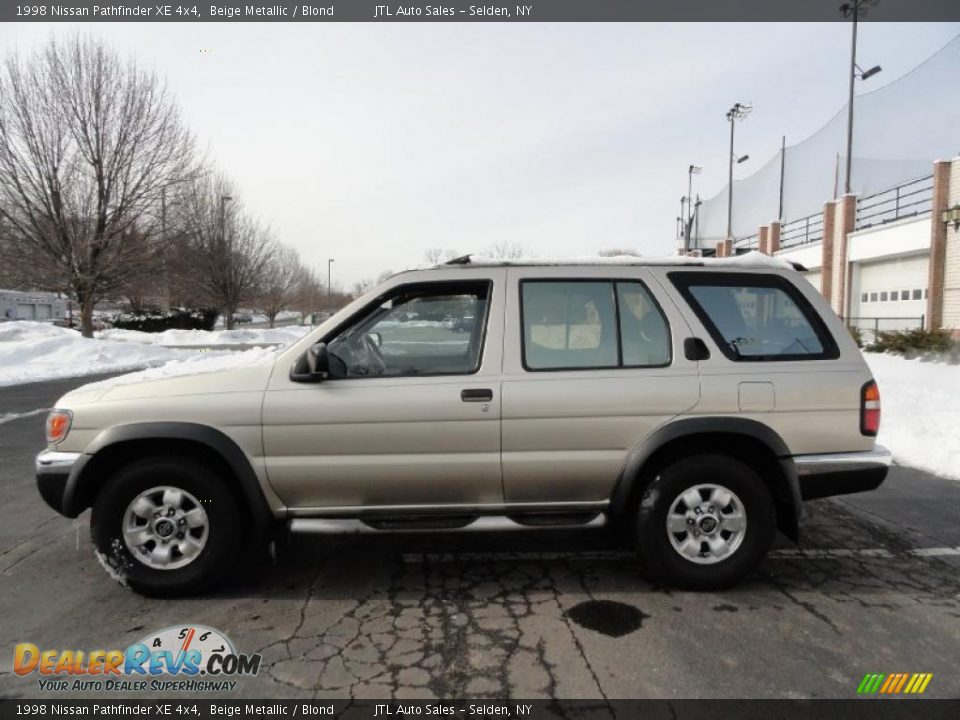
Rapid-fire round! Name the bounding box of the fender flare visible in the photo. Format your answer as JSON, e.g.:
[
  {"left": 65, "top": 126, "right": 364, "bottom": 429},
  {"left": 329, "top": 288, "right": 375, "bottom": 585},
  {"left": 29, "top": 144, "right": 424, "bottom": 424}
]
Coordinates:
[
  {"left": 609, "top": 417, "right": 801, "bottom": 534},
  {"left": 63, "top": 422, "right": 275, "bottom": 534}
]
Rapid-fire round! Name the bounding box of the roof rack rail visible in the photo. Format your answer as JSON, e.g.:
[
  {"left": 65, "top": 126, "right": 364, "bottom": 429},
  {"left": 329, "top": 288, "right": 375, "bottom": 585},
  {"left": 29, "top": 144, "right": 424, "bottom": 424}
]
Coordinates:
[
  {"left": 787, "top": 261, "right": 808, "bottom": 272},
  {"left": 444, "top": 254, "right": 473, "bottom": 265}
]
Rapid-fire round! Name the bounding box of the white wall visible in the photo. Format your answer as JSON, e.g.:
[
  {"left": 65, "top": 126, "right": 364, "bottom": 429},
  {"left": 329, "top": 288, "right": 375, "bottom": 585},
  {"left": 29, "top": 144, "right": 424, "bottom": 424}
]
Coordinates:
[
  {"left": 776, "top": 241, "right": 822, "bottom": 271},
  {"left": 848, "top": 216, "right": 931, "bottom": 262}
]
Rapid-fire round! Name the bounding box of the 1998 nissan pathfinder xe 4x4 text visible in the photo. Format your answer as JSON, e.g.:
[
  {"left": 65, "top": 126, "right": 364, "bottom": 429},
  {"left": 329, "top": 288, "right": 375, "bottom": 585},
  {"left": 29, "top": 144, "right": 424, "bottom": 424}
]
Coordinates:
[{"left": 36, "top": 255, "right": 891, "bottom": 596}]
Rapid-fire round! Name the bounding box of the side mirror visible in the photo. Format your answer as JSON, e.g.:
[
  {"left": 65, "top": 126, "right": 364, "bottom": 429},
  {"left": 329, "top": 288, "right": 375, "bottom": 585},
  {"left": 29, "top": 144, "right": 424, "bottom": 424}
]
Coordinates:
[
  {"left": 367, "top": 331, "right": 382, "bottom": 348},
  {"left": 290, "top": 342, "right": 330, "bottom": 383}
]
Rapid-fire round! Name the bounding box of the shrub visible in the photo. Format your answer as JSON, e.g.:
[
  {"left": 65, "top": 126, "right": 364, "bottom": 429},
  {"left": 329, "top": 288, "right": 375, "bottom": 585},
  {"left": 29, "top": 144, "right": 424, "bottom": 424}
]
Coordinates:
[
  {"left": 864, "top": 328, "right": 954, "bottom": 356},
  {"left": 847, "top": 325, "right": 864, "bottom": 348},
  {"left": 112, "top": 308, "right": 219, "bottom": 333}
]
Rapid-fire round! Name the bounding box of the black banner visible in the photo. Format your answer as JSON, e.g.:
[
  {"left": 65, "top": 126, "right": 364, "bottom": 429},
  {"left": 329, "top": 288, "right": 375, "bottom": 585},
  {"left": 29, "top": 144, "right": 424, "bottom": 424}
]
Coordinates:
[
  {"left": 3, "top": 700, "right": 960, "bottom": 720},
  {"left": 3, "top": 0, "right": 960, "bottom": 23}
]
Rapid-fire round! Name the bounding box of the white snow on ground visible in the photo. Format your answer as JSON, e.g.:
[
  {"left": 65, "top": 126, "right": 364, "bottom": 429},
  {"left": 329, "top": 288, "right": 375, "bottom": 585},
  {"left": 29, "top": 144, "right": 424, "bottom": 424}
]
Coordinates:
[
  {"left": 0, "top": 322, "right": 210, "bottom": 387},
  {"left": 0, "top": 321, "right": 298, "bottom": 388},
  {"left": 865, "top": 353, "right": 960, "bottom": 480},
  {"left": 98, "top": 325, "right": 310, "bottom": 347}
]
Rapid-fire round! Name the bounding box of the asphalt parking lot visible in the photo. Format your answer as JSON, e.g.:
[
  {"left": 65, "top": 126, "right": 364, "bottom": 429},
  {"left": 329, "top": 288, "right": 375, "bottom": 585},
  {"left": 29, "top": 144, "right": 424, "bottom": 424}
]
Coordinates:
[{"left": 2, "top": 376, "right": 959, "bottom": 700}]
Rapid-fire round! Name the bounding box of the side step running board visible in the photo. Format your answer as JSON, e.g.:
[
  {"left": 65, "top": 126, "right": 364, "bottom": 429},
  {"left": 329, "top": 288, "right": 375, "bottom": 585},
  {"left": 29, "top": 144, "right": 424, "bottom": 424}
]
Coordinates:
[{"left": 289, "top": 514, "right": 606, "bottom": 535}]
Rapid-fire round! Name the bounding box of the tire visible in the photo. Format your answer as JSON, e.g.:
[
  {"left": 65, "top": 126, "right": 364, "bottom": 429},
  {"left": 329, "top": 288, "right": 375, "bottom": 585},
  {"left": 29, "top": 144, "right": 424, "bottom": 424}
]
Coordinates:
[
  {"left": 634, "top": 454, "right": 775, "bottom": 590},
  {"left": 90, "top": 456, "right": 242, "bottom": 597}
]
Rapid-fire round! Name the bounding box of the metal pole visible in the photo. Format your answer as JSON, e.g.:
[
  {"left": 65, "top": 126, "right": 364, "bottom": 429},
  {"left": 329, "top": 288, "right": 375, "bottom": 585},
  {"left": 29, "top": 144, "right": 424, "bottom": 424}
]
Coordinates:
[
  {"left": 778, "top": 135, "right": 786, "bottom": 220},
  {"left": 686, "top": 168, "right": 693, "bottom": 251},
  {"left": 327, "top": 258, "right": 334, "bottom": 309},
  {"left": 727, "top": 114, "right": 735, "bottom": 239},
  {"left": 844, "top": 2, "right": 859, "bottom": 195},
  {"left": 694, "top": 194, "right": 700, "bottom": 246}
]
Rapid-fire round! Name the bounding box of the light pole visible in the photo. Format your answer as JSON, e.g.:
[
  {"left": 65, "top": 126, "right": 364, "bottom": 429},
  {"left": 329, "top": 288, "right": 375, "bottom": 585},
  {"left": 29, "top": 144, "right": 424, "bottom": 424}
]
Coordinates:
[
  {"left": 220, "top": 195, "right": 233, "bottom": 325},
  {"left": 841, "top": 0, "right": 882, "bottom": 195},
  {"left": 725, "top": 102, "right": 752, "bottom": 240},
  {"left": 327, "top": 258, "right": 335, "bottom": 311},
  {"left": 686, "top": 165, "right": 702, "bottom": 251}
]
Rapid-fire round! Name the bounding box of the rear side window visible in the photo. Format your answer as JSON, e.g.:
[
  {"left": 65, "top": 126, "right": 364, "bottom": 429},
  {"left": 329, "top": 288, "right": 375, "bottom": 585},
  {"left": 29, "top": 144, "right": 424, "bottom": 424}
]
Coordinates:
[
  {"left": 669, "top": 272, "right": 839, "bottom": 362},
  {"left": 521, "top": 280, "right": 670, "bottom": 370}
]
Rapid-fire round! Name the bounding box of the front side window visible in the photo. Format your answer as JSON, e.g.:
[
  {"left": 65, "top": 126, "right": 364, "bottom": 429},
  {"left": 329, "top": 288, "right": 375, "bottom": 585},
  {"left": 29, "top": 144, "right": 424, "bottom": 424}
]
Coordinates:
[
  {"left": 669, "top": 272, "right": 838, "bottom": 362},
  {"left": 326, "top": 282, "right": 489, "bottom": 378},
  {"left": 521, "top": 280, "right": 670, "bottom": 370}
]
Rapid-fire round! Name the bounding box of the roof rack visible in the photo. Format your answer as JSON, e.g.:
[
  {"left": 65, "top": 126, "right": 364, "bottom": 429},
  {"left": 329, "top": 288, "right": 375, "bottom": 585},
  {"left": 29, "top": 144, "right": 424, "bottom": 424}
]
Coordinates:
[{"left": 444, "top": 254, "right": 473, "bottom": 265}]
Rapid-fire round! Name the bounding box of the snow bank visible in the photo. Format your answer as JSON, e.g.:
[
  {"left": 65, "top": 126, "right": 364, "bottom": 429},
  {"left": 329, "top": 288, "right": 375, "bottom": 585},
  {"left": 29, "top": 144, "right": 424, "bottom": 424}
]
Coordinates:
[
  {"left": 0, "top": 322, "right": 203, "bottom": 388},
  {"left": 98, "top": 325, "right": 310, "bottom": 347},
  {"left": 866, "top": 353, "right": 960, "bottom": 480}
]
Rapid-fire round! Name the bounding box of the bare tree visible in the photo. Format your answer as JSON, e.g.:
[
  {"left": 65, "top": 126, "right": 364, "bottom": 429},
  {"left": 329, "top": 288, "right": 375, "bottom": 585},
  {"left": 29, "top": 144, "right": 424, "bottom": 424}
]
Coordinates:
[
  {"left": 423, "top": 248, "right": 444, "bottom": 265},
  {"left": 175, "top": 175, "right": 276, "bottom": 329},
  {"left": 487, "top": 242, "right": 525, "bottom": 260},
  {"left": 0, "top": 35, "right": 196, "bottom": 336},
  {"left": 259, "top": 244, "right": 305, "bottom": 328}
]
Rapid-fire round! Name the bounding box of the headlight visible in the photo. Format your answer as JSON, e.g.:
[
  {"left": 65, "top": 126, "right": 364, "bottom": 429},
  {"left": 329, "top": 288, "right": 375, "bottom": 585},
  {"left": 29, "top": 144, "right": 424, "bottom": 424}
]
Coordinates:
[{"left": 45, "top": 409, "right": 73, "bottom": 444}]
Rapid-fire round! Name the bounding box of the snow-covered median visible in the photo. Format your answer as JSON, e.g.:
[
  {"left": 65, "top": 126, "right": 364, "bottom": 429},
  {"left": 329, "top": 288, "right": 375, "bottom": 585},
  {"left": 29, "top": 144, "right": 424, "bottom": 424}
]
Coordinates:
[
  {"left": 865, "top": 353, "right": 960, "bottom": 480},
  {"left": 98, "top": 325, "right": 310, "bottom": 347},
  {"left": 0, "top": 321, "right": 308, "bottom": 388}
]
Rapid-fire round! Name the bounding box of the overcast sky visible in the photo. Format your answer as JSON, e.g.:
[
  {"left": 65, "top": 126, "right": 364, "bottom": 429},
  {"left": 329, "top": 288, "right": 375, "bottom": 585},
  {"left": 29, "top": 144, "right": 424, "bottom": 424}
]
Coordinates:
[{"left": 2, "top": 21, "right": 958, "bottom": 287}]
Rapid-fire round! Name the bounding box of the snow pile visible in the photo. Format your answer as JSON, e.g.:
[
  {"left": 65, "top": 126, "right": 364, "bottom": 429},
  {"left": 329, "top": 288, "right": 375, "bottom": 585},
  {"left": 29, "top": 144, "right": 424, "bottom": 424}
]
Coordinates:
[
  {"left": 866, "top": 353, "right": 960, "bottom": 480},
  {"left": 0, "top": 321, "right": 205, "bottom": 388},
  {"left": 98, "top": 325, "right": 310, "bottom": 347}
]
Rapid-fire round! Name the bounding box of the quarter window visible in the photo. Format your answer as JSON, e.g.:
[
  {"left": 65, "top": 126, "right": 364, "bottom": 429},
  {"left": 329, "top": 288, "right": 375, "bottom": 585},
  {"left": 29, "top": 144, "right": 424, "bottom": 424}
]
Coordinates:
[
  {"left": 669, "top": 272, "right": 838, "bottom": 362},
  {"left": 521, "top": 280, "right": 670, "bottom": 370}
]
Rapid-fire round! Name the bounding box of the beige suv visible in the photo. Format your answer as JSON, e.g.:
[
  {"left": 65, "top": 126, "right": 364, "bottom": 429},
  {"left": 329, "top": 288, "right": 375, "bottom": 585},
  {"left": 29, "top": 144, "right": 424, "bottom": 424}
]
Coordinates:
[{"left": 36, "top": 256, "right": 890, "bottom": 596}]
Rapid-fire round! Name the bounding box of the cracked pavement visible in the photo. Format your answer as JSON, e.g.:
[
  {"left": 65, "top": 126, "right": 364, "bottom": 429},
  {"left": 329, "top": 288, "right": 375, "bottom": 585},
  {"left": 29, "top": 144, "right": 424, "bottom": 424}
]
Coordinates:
[{"left": 2, "top": 376, "right": 959, "bottom": 700}]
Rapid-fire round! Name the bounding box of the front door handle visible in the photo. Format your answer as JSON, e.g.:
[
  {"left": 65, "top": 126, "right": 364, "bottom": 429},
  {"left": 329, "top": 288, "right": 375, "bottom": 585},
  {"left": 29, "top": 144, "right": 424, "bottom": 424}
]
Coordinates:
[{"left": 461, "top": 388, "right": 493, "bottom": 402}]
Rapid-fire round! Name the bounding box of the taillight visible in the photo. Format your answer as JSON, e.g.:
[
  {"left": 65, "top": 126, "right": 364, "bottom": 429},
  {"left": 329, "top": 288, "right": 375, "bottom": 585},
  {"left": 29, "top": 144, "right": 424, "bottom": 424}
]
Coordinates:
[
  {"left": 861, "top": 381, "right": 880, "bottom": 436},
  {"left": 46, "top": 409, "right": 73, "bottom": 444}
]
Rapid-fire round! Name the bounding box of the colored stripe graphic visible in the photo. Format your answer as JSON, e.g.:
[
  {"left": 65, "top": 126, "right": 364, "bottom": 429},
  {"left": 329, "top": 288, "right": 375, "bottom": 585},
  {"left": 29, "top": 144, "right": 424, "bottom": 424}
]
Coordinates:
[{"left": 858, "top": 672, "right": 933, "bottom": 694}]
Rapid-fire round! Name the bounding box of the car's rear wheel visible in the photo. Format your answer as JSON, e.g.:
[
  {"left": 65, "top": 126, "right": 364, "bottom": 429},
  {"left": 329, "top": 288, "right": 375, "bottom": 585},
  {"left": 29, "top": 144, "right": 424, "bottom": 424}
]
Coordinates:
[
  {"left": 634, "top": 454, "right": 774, "bottom": 589},
  {"left": 90, "top": 456, "right": 241, "bottom": 597}
]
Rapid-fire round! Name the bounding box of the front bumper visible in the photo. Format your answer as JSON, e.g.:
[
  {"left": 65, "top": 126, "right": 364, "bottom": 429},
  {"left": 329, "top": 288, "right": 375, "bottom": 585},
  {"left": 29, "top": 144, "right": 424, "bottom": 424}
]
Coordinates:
[
  {"left": 794, "top": 446, "right": 892, "bottom": 501},
  {"left": 36, "top": 450, "right": 82, "bottom": 515}
]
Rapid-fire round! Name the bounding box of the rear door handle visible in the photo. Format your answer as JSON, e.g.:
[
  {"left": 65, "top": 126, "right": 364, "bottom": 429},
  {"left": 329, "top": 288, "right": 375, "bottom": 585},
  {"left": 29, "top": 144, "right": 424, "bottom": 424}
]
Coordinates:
[{"left": 461, "top": 389, "right": 493, "bottom": 402}]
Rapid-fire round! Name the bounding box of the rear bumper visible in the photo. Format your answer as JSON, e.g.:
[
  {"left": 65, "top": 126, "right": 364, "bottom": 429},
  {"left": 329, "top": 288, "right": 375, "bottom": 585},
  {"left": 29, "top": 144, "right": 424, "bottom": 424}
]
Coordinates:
[
  {"left": 36, "top": 450, "right": 82, "bottom": 516},
  {"left": 793, "top": 446, "right": 892, "bottom": 501}
]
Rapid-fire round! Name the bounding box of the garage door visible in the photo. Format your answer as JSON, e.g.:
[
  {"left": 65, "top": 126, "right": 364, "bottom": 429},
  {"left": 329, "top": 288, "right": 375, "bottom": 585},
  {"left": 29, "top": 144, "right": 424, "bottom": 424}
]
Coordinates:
[
  {"left": 855, "top": 256, "right": 929, "bottom": 322},
  {"left": 16, "top": 304, "right": 33, "bottom": 320}
]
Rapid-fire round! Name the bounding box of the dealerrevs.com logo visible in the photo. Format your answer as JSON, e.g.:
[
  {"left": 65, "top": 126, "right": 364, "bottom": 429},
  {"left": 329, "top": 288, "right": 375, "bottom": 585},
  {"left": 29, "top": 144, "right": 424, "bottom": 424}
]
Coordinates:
[{"left": 13, "top": 625, "right": 261, "bottom": 693}]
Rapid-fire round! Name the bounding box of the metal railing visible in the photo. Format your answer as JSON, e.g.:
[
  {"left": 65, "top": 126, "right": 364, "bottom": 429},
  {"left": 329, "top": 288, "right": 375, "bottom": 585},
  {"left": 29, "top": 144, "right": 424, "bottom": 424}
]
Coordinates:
[
  {"left": 855, "top": 175, "right": 934, "bottom": 230},
  {"left": 780, "top": 212, "right": 824, "bottom": 249},
  {"left": 733, "top": 234, "right": 758, "bottom": 250},
  {"left": 843, "top": 315, "right": 925, "bottom": 342}
]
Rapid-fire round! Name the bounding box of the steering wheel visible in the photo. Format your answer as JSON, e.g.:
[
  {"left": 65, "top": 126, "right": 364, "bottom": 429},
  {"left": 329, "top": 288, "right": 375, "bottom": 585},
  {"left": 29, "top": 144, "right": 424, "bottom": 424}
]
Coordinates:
[{"left": 363, "top": 334, "right": 388, "bottom": 374}]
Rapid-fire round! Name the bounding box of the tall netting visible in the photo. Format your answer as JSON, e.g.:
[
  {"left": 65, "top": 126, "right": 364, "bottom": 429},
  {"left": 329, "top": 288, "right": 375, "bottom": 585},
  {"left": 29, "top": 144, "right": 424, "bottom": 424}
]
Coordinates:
[{"left": 695, "top": 34, "right": 960, "bottom": 245}]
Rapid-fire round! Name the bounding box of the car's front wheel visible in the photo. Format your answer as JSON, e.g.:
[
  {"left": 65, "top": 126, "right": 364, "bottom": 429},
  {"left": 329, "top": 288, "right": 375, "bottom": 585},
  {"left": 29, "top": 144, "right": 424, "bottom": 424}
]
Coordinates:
[
  {"left": 634, "top": 454, "right": 775, "bottom": 590},
  {"left": 90, "top": 456, "right": 241, "bottom": 597}
]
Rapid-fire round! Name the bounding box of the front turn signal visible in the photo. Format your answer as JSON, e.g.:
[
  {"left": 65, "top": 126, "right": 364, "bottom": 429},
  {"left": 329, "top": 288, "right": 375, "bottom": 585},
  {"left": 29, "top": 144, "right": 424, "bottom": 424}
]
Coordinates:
[{"left": 46, "top": 409, "right": 73, "bottom": 444}]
